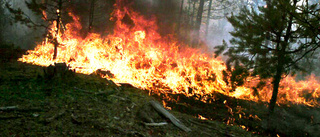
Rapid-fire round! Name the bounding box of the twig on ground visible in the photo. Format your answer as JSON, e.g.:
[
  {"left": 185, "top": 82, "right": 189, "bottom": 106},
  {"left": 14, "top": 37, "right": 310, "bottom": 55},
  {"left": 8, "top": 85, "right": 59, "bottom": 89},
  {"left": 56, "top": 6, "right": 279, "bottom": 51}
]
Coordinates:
[
  {"left": 46, "top": 109, "right": 66, "bottom": 123},
  {"left": 109, "top": 95, "right": 127, "bottom": 101},
  {"left": 0, "top": 116, "right": 22, "bottom": 120},
  {"left": 107, "top": 126, "right": 146, "bottom": 137},
  {"left": 188, "top": 119, "right": 235, "bottom": 137},
  {"left": 144, "top": 122, "right": 168, "bottom": 126},
  {"left": 106, "top": 79, "right": 122, "bottom": 92},
  {"left": 73, "top": 87, "right": 115, "bottom": 95},
  {"left": 73, "top": 87, "right": 92, "bottom": 93},
  {"left": 0, "top": 106, "right": 18, "bottom": 111},
  {"left": 0, "top": 106, "right": 42, "bottom": 112},
  {"left": 71, "top": 113, "right": 83, "bottom": 124},
  {"left": 187, "top": 119, "right": 218, "bottom": 130}
]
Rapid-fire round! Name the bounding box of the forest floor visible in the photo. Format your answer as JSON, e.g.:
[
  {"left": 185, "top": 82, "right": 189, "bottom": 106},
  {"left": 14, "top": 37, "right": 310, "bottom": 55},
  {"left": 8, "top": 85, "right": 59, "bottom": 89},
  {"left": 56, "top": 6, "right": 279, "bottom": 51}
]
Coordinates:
[{"left": 1, "top": 47, "right": 320, "bottom": 136}]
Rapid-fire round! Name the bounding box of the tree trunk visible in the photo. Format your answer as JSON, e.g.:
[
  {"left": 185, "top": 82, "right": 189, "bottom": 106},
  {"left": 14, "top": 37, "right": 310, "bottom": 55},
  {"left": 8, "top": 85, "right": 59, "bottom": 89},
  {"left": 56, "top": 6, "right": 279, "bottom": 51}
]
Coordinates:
[
  {"left": 177, "top": 0, "right": 184, "bottom": 33},
  {"left": 191, "top": 1, "right": 196, "bottom": 27},
  {"left": 269, "top": 61, "right": 283, "bottom": 113},
  {"left": 269, "top": 0, "right": 296, "bottom": 113},
  {"left": 53, "top": 0, "right": 62, "bottom": 60},
  {"left": 187, "top": 0, "right": 191, "bottom": 18},
  {"left": 205, "top": 0, "right": 212, "bottom": 37},
  {"left": 193, "top": 0, "right": 205, "bottom": 47},
  {"left": 88, "top": 0, "right": 96, "bottom": 33}
]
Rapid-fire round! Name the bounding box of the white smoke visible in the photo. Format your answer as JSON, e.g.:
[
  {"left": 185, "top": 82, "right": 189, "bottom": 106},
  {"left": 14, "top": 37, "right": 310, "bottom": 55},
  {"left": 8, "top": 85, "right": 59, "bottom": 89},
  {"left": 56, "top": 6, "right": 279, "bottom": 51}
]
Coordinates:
[{"left": 2, "top": 0, "right": 44, "bottom": 49}]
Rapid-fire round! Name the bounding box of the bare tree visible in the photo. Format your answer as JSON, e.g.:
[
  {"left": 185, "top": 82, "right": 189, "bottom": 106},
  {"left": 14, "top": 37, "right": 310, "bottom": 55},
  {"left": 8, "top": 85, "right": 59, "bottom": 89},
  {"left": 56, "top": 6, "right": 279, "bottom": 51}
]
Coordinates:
[
  {"left": 193, "top": 0, "right": 205, "bottom": 47},
  {"left": 205, "top": 0, "right": 213, "bottom": 37}
]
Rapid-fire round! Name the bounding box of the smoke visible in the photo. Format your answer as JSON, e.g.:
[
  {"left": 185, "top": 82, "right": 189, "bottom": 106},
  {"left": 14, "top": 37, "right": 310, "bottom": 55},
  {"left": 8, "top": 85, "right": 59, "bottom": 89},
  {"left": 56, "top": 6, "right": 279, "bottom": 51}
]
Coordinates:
[
  {"left": 66, "top": 0, "right": 115, "bottom": 37},
  {"left": 132, "top": 0, "right": 180, "bottom": 36},
  {"left": 204, "top": 0, "right": 320, "bottom": 77},
  {"left": 1, "top": 0, "right": 181, "bottom": 49},
  {"left": 1, "top": 0, "right": 44, "bottom": 49},
  {"left": 205, "top": 18, "right": 233, "bottom": 49}
]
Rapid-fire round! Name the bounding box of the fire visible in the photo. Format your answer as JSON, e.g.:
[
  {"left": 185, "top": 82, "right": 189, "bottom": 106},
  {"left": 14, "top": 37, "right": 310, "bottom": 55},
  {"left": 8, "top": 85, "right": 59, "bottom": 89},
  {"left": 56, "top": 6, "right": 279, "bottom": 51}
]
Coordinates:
[
  {"left": 18, "top": 0, "right": 320, "bottom": 106},
  {"left": 230, "top": 75, "right": 320, "bottom": 106}
]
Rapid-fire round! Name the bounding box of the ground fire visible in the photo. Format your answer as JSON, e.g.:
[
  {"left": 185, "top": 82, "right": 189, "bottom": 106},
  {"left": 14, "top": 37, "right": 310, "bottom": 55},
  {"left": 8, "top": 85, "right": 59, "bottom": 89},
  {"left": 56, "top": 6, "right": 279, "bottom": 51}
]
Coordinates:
[{"left": 18, "top": 0, "right": 320, "bottom": 107}]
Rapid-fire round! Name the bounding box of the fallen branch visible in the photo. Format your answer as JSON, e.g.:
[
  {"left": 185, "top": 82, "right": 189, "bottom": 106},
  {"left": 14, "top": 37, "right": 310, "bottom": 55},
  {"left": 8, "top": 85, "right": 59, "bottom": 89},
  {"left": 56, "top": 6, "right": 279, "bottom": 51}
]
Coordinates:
[
  {"left": 188, "top": 119, "right": 235, "bottom": 137},
  {"left": 0, "top": 116, "right": 22, "bottom": 120},
  {"left": 108, "top": 126, "right": 146, "bottom": 137},
  {"left": 73, "top": 87, "right": 115, "bottom": 95},
  {"left": 109, "top": 95, "right": 127, "bottom": 101},
  {"left": 0, "top": 106, "right": 42, "bottom": 112},
  {"left": 46, "top": 109, "right": 66, "bottom": 123},
  {"left": 144, "top": 122, "right": 168, "bottom": 126},
  {"left": 73, "top": 87, "right": 92, "bottom": 93},
  {"left": 187, "top": 119, "right": 218, "bottom": 130},
  {"left": 149, "top": 101, "right": 191, "bottom": 132},
  {"left": 0, "top": 106, "right": 18, "bottom": 111},
  {"left": 106, "top": 79, "right": 122, "bottom": 92},
  {"left": 71, "top": 113, "right": 83, "bottom": 125}
]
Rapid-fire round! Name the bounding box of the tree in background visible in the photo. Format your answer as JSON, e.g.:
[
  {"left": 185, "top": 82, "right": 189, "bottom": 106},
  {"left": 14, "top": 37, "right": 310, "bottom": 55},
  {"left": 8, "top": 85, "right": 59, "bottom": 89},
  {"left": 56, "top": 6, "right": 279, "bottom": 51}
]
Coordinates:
[
  {"left": 205, "top": 0, "right": 213, "bottom": 37},
  {"left": 192, "top": 0, "right": 205, "bottom": 46},
  {"left": 215, "top": 0, "right": 320, "bottom": 113},
  {"left": 177, "top": 0, "right": 185, "bottom": 33},
  {"left": 88, "top": 0, "right": 96, "bottom": 33},
  {"left": 204, "top": 0, "right": 239, "bottom": 37},
  {"left": 178, "top": 0, "right": 237, "bottom": 46},
  {"left": 68, "top": 0, "right": 115, "bottom": 36},
  {"left": 0, "top": 1, "right": 5, "bottom": 43},
  {"left": 6, "top": 0, "right": 71, "bottom": 59},
  {"left": 6, "top": 0, "right": 117, "bottom": 58},
  {"left": 137, "top": 0, "right": 180, "bottom": 36}
]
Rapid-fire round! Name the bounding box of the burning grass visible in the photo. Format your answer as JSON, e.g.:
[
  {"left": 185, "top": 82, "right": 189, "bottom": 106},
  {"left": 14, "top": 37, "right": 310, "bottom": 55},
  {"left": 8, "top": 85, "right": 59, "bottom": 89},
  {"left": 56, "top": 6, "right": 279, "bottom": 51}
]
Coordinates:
[
  {"left": 1, "top": 59, "right": 320, "bottom": 136},
  {"left": 16, "top": 0, "right": 320, "bottom": 107},
  {"left": 2, "top": 0, "right": 320, "bottom": 135},
  {"left": 154, "top": 90, "right": 320, "bottom": 136}
]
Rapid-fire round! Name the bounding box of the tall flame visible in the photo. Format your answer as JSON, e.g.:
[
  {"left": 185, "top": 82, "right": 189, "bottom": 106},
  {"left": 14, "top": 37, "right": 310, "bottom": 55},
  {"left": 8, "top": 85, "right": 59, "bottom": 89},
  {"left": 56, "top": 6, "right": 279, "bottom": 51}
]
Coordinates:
[{"left": 18, "top": 0, "right": 320, "bottom": 106}]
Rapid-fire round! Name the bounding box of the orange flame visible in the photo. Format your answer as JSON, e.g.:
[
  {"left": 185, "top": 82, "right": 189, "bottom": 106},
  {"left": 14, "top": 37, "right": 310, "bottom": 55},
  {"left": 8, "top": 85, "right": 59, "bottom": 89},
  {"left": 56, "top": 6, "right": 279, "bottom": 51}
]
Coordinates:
[
  {"left": 231, "top": 75, "right": 320, "bottom": 106},
  {"left": 18, "top": 0, "right": 320, "bottom": 106}
]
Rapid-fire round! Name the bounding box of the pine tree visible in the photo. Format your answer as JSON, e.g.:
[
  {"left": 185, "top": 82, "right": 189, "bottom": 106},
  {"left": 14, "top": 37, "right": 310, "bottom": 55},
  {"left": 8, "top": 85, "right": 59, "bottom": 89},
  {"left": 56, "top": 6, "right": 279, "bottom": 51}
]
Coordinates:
[
  {"left": 5, "top": 0, "right": 73, "bottom": 59},
  {"left": 215, "top": 0, "right": 320, "bottom": 113}
]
